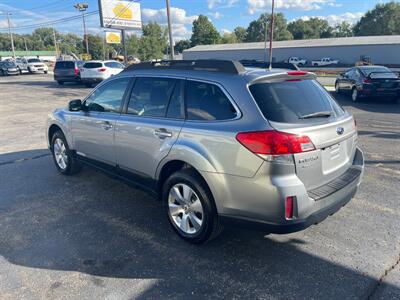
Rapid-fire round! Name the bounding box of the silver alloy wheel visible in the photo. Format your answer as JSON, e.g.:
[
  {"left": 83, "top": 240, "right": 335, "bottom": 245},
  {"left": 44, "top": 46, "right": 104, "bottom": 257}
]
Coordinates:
[
  {"left": 168, "top": 183, "right": 204, "bottom": 235},
  {"left": 352, "top": 88, "right": 358, "bottom": 101},
  {"left": 53, "top": 138, "right": 68, "bottom": 170}
]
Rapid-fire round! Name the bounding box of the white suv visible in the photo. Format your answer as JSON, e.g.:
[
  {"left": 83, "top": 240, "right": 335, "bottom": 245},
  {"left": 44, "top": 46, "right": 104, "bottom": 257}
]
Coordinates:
[
  {"left": 27, "top": 58, "right": 48, "bottom": 74},
  {"left": 80, "top": 60, "right": 125, "bottom": 87}
]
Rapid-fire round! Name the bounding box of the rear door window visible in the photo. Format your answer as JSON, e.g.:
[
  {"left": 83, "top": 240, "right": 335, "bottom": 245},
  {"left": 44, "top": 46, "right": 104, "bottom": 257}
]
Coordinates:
[
  {"left": 185, "top": 80, "right": 237, "bottom": 121},
  {"left": 127, "top": 77, "right": 176, "bottom": 117},
  {"left": 249, "top": 80, "right": 344, "bottom": 124}
]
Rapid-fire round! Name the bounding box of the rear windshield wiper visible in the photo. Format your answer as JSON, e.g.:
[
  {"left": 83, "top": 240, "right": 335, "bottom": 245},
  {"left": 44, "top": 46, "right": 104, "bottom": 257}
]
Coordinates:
[{"left": 299, "top": 111, "right": 332, "bottom": 119}]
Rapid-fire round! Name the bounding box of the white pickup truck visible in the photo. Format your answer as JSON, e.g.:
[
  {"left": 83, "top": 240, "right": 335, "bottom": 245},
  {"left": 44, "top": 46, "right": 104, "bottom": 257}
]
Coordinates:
[
  {"left": 288, "top": 57, "right": 307, "bottom": 66},
  {"left": 312, "top": 57, "right": 339, "bottom": 66}
]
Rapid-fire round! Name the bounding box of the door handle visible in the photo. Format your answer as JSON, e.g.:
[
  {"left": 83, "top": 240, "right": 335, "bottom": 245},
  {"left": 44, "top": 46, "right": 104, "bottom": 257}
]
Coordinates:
[
  {"left": 101, "top": 121, "right": 113, "bottom": 131},
  {"left": 154, "top": 128, "right": 172, "bottom": 138}
]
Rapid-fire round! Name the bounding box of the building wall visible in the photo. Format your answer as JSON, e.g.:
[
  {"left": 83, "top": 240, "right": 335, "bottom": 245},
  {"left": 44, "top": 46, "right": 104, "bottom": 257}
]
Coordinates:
[{"left": 183, "top": 44, "right": 400, "bottom": 65}]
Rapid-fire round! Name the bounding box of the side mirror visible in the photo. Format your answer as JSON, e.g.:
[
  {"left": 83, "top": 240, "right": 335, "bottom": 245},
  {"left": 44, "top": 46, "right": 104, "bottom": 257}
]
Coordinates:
[{"left": 68, "top": 99, "right": 82, "bottom": 111}]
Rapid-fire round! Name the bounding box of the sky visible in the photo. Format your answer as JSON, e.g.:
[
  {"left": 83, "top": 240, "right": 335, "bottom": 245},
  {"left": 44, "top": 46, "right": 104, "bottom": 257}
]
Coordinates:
[{"left": 0, "top": 0, "right": 395, "bottom": 40}]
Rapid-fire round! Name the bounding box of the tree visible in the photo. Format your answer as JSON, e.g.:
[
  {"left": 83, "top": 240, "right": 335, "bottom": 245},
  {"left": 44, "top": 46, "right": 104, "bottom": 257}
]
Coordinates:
[
  {"left": 234, "top": 26, "right": 247, "bottom": 43},
  {"left": 354, "top": 2, "right": 400, "bottom": 36},
  {"left": 190, "top": 15, "right": 220, "bottom": 46},
  {"left": 221, "top": 32, "right": 237, "bottom": 44},
  {"left": 174, "top": 39, "right": 191, "bottom": 53},
  {"left": 58, "top": 33, "right": 83, "bottom": 56},
  {"left": 333, "top": 22, "right": 354, "bottom": 37},
  {"left": 86, "top": 34, "right": 103, "bottom": 60},
  {"left": 245, "top": 13, "right": 293, "bottom": 42},
  {"left": 125, "top": 33, "right": 140, "bottom": 58},
  {"left": 288, "top": 18, "right": 333, "bottom": 39},
  {"left": 138, "top": 22, "right": 167, "bottom": 60}
]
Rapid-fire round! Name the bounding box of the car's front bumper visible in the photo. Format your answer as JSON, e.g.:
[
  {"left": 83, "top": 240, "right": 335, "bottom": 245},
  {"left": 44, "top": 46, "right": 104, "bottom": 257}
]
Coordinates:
[{"left": 204, "top": 147, "right": 364, "bottom": 234}]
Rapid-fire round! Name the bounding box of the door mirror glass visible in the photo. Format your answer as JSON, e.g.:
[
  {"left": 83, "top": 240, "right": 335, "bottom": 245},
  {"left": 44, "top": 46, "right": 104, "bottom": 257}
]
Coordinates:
[{"left": 69, "top": 99, "right": 82, "bottom": 111}]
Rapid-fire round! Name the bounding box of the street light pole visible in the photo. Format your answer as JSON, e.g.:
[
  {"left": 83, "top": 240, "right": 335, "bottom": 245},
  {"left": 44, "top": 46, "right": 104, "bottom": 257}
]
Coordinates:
[
  {"left": 74, "top": 3, "right": 89, "bottom": 55},
  {"left": 166, "top": 0, "right": 174, "bottom": 60}
]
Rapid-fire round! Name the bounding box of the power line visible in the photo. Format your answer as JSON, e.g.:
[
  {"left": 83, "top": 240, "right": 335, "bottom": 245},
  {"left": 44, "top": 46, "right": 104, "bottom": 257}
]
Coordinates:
[{"left": 0, "top": 11, "right": 99, "bottom": 32}]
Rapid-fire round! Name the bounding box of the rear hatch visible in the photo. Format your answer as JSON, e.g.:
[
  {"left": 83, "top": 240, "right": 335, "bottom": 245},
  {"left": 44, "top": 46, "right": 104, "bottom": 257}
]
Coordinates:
[
  {"left": 55, "top": 61, "right": 76, "bottom": 77},
  {"left": 81, "top": 62, "right": 104, "bottom": 78},
  {"left": 249, "top": 77, "right": 357, "bottom": 190}
]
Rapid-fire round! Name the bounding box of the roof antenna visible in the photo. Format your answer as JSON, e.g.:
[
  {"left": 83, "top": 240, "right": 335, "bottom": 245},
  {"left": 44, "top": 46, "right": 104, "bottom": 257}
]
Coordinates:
[{"left": 268, "top": 0, "right": 275, "bottom": 71}]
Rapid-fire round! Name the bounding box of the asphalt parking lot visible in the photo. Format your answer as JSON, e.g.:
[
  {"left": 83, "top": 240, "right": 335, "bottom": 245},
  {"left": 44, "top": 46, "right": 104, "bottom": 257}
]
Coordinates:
[{"left": 0, "top": 74, "right": 399, "bottom": 299}]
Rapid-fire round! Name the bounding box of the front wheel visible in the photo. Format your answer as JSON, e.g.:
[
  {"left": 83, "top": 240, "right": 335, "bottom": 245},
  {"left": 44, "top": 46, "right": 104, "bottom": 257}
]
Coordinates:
[
  {"left": 51, "top": 131, "right": 81, "bottom": 175},
  {"left": 44, "top": 70, "right": 48, "bottom": 74},
  {"left": 162, "top": 169, "right": 222, "bottom": 244}
]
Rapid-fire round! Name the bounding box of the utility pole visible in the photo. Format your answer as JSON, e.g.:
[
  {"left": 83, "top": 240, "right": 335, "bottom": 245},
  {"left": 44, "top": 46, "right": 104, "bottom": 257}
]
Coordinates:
[
  {"left": 268, "top": 0, "right": 275, "bottom": 71},
  {"left": 166, "top": 0, "right": 174, "bottom": 60},
  {"left": 2, "top": 12, "right": 16, "bottom": 59},
  {"left": 23, "top": 37, "right": 28, "bottom": 51},
  {"left": 52, "top": 27, "right": 59, "bottom": 58},
  {"left": 74, "top": 3, "right": 89, "bottom": 55}
]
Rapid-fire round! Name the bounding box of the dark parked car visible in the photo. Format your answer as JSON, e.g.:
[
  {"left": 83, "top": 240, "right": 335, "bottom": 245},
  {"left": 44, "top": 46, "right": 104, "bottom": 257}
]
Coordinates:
[
  {"left": 54, "top": 60, "right": 84, "bottom": 85},
  {"left": 0, "top": 61, "right": 20, "bottom": 76},
  {"left": 335, "top": 66, "right": 400, "bottom": 102}
]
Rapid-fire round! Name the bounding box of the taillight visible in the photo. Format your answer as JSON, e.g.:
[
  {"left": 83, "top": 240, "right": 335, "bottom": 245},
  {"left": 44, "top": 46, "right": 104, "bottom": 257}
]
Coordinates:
[
  {"left": 363, "top": 79, "right": 372, "bottom": 84},
  {"left": 236, "top": 130, "right": 315, "bottom": 156},
  {"left": 285, "top": 196, "right": 295, "bottom": 219},
  {"left": 74, "top": 67, "right": 79, "bottom": 75},
  {"left": 98, "top": 68, "right": 106, "bottom": 72}
]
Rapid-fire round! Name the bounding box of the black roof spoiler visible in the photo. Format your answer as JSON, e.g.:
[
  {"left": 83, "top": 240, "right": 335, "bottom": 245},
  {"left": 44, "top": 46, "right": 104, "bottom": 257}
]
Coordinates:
[
  {"left": 240, "top": 60, "right": 299, "bottom": 71},
  {"left": 123, "top": 60, "right": 247, "bottom": 75}
]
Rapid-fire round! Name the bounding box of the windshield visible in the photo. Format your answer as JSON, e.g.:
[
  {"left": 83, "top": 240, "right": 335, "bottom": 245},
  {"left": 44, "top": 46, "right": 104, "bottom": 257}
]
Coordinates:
[
  {"left": 28, "top": 59, "right": 41, "bottom": 63},
  {"left": 249, "top": 80, "right": 344, "bottom": 124},
  {"left": 4, "top": 62, "right": 16, "bottom": 67}
]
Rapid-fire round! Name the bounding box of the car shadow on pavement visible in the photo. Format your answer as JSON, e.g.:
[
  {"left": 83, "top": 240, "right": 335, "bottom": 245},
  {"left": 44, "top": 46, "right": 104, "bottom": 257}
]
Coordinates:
[
  {"left": 0, "top": 149, "right": 399, "bottom": 299},
  {"left": 0, "top": 80, "right": 88, "bottom": 90},
  {"left": 332, "top": 93, "right": 400, "bottom": 114}
]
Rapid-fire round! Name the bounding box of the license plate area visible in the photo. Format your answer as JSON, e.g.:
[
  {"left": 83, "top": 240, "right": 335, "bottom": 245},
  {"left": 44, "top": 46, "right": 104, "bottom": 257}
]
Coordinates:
[{"left": 321, "top": 142, "right": 348, "bottom": 174}]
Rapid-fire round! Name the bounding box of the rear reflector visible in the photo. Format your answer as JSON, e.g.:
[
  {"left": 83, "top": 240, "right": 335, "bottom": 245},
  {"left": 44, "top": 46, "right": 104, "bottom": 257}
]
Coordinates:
[
  {"left": 98, "top": 68, "right": 106, "bottom": 72},
  {"left": 285, "top": 197, "right": 294, "bottom": 219},
  {"left": 74, "top": 67, "right": 79, "bottom": 75},
  {"left": 236, "top": 130, "right": 315, "bottom": 155}
]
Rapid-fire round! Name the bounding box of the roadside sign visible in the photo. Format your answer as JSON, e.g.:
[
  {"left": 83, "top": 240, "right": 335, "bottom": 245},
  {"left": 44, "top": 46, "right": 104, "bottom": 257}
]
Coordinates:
[
  {"left": 98, "top": 0, "right": 142, "bottom": 30},
  {"left": 105, "top": 31, "right": 121, "bottom": 44}
]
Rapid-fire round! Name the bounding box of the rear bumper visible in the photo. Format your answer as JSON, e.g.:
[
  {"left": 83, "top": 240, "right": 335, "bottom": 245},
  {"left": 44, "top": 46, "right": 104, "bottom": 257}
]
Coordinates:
[
  {"left": 211, "top": 147, "right": 364, "bottom": 234},
  {"left": 361, "top": 87, "right": 400, "bottom": 97},
  {"left": 54, "top": 75, "right": 81, "bottom": 82}
]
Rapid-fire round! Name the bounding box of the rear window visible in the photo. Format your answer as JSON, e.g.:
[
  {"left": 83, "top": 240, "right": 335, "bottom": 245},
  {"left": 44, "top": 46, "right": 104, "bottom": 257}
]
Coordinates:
[
  {"left": 249, "top": 80, "right": 344, "bottom": 124},
  {"left": 83, "top": 62, "right": 102, "bottom": 69},
  {"left": 27, "top": 59, "right": 41, "bottom": 63},
  {"left": 55, "top": 61, "right": 75, "bottom": 69},
  {"left": 360, "top": 67, "right": 397, "bottom": 79}
]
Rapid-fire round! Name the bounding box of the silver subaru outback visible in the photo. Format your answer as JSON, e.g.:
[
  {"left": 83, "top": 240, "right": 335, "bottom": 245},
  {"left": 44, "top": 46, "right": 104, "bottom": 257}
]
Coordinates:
[{"left": 46, "top": 60, "right": 364, "bottom": 244}]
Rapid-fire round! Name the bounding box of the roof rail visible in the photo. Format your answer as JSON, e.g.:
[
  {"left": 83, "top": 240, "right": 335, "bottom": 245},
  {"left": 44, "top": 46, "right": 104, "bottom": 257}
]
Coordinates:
[
  {"left": 240, "top": 60, "right": 299, "bottom": 71},
  {"left": 123, "top": 59, "right": 246, "bottom": 75}
]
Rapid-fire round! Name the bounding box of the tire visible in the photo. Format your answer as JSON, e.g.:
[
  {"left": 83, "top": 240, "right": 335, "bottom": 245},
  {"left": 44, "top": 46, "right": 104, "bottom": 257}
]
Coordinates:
[
  {"left": 313, "top": 63, "right": 318, "bottom": 66},
  {"left": 19, "top": 68, "right": 22, "bottom": 75},
  {"left": 51, "top": 130, "right": 81, "bottom": 175},
  {"left": 44, "top": 71, "right": 48, "bottom": 74},
  {"left": 162, "top": 168, "right": 222, "bottom": 244},
  {"left": 57, "top": 81, "right": 64, "bottom": 85},
  {"left": 298, "top": 63, "right": 303, "bottom": 67},
  {"left": 28, "top": 68, "right": 33, "bottom": 74},
  {"left": 335, "top": 82, "right": 341, "bottom": 94},
  {"left": 351, "top": 87, "right": 359, "bottom": 102}
]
